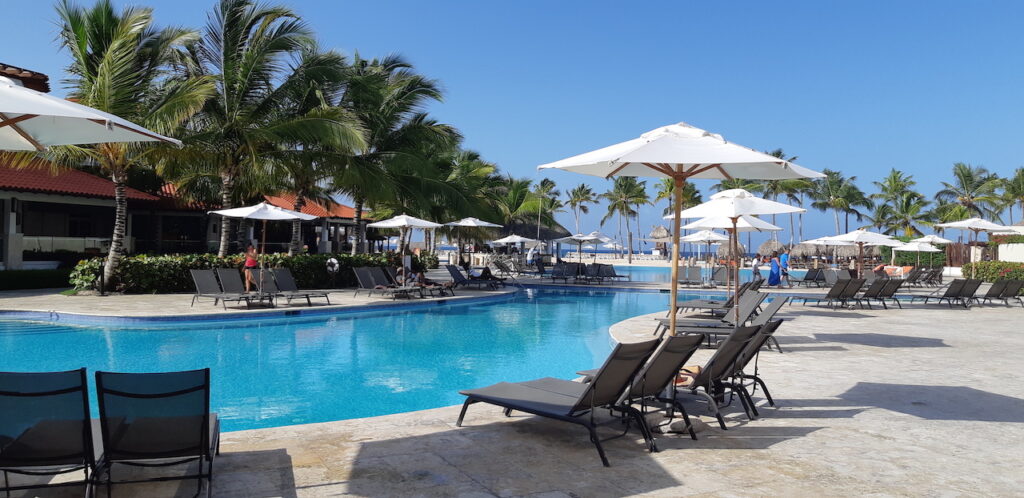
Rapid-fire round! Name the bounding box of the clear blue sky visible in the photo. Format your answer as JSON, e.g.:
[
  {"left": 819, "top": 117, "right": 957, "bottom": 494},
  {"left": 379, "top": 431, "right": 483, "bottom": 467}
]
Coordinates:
[{"left": 6, "top": 0, "right": 1023, "bottom": 249}]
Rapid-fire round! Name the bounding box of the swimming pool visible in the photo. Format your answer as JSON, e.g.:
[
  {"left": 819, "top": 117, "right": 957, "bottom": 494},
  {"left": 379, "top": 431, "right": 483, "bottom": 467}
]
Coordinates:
[
  {"left": 0, "top": 288, "right": 714, "bottom": 432},
  {"left": 615, "top": 265, "right": 808, "bottom": 283}
]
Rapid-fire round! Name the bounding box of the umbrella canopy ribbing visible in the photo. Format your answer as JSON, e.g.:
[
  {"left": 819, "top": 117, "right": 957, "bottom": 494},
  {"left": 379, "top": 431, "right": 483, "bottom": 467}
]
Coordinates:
[
  {"left": 0, "top": 76, "right": 181, "bottom": 150},
  {"left": 210, "top": 202, "right": 318, "bottom": 221},
  {"left": 538, "top": 122, "right": 823, "bottom": 332},
  {"left": 677, "top": 214, "right": 783, "bottom": 233},
  {"left": 678, "top": 230, "right": 729, "bottom": 243},
  {"left": 820, "top": 229, "right": 900, "bottom": 277}
]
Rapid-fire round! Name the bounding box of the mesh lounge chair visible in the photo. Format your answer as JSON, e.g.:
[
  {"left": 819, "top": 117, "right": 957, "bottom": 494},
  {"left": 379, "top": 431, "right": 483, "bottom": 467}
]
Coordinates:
[
  {"left": 0, "top": 368, "right": 94, "bottom": 497},
  {"left": 977, "top": 280, "right": 1008, "bottom": 306},
  {"left": 190, "top": 269, "right": 251, "bottom": 310},
  {"left": 353, "top": 267, "right": 413, "bottom": 299},
  {"left": 456, "top": 339, "right": 661, "bottom": 467},
  {"left": 657, "top": 291, "right": 767, "bottom": 338},
  {"left": 548, "top": 262, "right": 573, "bottom": 283},
  {"left": 370, "top": 267, "right": 422, "bottom": 298},
  {"left": 270, "top": 268, "right": 331, "bottom": 306},
  {"left": 676, "top": 282, "right": 752, "bottom": 314},
  {"left": 789, "top": 279, "right": 856, "bottom": 308},
  {"left": 576, "top": 334, "right": 706, "bottom": 442},
  {"left": 534, "top": 259, "right": 551, "bottom": 276},
  {"left": 854, "top": 279, "right": 890, "bottom": 309},
  {"left": 911, "top": 279, "right": 966, "bottom": 307},
  {"left": 727, "top": 319, "right": 786, "bottom": 418},
  {"left": 578, "top": 264, "right": 605, "bottom": 284},
  {"left": 675, "top": 326, "right": 761, "bottom": 430},
  {"left": 710, "top": 267, "right": 728, "bottom": 287},
  {"left": 669, "top": 296, "right": 787, "bottom": 351},
  {"left": 598, "top": 264, "right": 630, "bottom": 281},
  {"left": 985, "top": 280, "right": 1024, "bottom": 307},
  {"left": 216, "top": 268, "right": 269, "bottom": 307},
  {"left": 822, "top": 269, "right": 839, "bottom": 287},
  {"left": 445, "top": 265, "right": 498, "bottom": 290},
  {"left": 94, "top": 369, "right": 219, "bottom": 498},
  {"left": 957, "top": 279, "right": 984, "bottom": 308},
  {"left": 388, "top": 267, "right": 454, "bottom": 297}
]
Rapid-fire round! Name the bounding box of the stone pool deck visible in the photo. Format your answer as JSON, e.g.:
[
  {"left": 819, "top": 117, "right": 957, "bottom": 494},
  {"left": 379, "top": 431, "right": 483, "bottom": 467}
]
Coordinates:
[{"left": 3, "top": 286, "right": 1023, "bottom": 496}]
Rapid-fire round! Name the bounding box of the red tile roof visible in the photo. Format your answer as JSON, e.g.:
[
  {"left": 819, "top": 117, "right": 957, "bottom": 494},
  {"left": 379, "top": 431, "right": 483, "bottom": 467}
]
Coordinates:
[
  {"left": 0, "top": 163, "right": 159, "bottom": 201},
  {"left": 264, "top": 194, "right": 367, "bottom": 219},
  {"left": 152, "top": 183, "right": 216, "bottom": 211},
  {"left": 0, "top": 62, "right": 50, "bottom": 92}
]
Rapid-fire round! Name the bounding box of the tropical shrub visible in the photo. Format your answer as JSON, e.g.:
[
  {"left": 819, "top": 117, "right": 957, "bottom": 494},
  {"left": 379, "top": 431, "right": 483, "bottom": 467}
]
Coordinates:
[
  {"left": 70, "top": 252, "right": 431, "bottom": 293},
  {"left": 878, "top": 242, "right": 947, "bottom": 267},
  {"left": 961, "top": 261, "right": 1024, "bottom": 282},
  {"left": 989, "top": 235, "right": 1024, "bottom": 246}
]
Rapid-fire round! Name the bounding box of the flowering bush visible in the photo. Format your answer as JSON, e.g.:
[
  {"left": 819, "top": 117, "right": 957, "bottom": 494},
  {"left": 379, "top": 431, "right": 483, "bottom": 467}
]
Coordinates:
[
  {"left": 961, "top": 261, "right": 1024, "bottom": 282},
  {"left": 70, "top": 252, "right": 430, "bottom": 293}
]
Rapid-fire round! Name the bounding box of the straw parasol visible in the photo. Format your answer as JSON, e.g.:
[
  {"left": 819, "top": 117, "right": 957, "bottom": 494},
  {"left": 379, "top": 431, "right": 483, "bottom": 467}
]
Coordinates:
[
  {"left": 537, "top": 122, "right": 822, "bottom": 333},
  {"left": 757, "top": 239, "right": 786, "bottom": 256},
  {"left": 789, "top": 243, "right": 820, "bottom": 258},
  {"left": 717, "top": 242, "right": 746, "bottom": 259}
]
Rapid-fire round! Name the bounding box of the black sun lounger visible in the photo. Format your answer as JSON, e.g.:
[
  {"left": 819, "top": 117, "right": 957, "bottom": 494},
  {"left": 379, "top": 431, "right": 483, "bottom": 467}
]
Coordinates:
[
  {"left": 985, "top": 280, "right": 1024, "bottom": 307},
  {"left": 726, "top": 319, "right": 785, "bottom": 420},
  {"left": 269, "top": 268, "right": 331, "bottom": 306},
  {"left": 457, "top": 339, "right": 660, "bottom": 467},
  {"left": 0, "top": 368, "right": 95, "bottom": 497},
  {"left": 191, "top": 269, "right": 251, "bottom": 309},
  {"left": 911, "top": 279, "right": 966, "bottom": 307},
  {"left": 94, "top": 369, "right": 220, "bottom": 498},
  {"left": 675, "top": 325, "right": 761, "bottom": 430},
  {"left": 445, "top": 265, "right": 498, "bottom": 289},
  {"left": 353, "top": 267, "right": 413, "bottom": 299}
]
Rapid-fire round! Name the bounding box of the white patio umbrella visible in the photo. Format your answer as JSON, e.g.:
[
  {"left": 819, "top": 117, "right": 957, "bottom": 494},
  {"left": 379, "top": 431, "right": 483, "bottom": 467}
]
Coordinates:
[
  {"left": 677, "top": 189, "right": 804, "bottom": 306},
  {"left": 492, "top": 234, "right": 536, "bottom": 244},
  {"left": 210, "top": 202, "right": 318, "bottom": 287},
  {"left": 368, "top": 214, "right": 443, "bottom": 255},
  {"left": 538, "top": 122, "right": 823, "bottom": 333},
  {"left": 935, "top": 218, "right": 1006, "bottom": 278},
  {"left": 554, "top": 233, "right": 603, "bottom": 263},
  {"left": 824, "top": 229, "right": 901, "bottom": 278},
  {"left": 893, "top": 241, "right": 942, "bottom": 267},
  {"left": 0, "top": 76, "right": 181, "bottom": 150},
  {"left": 678, "top": 229, "right": 728, "bottom": 264},
  {"left": 911, "top": 234, "right": 954, "bottom": 245},
  {"left": 446, "top": 217, "right": 503, "bottom": 266},
  {"left": 677, "top": 214, "right": 782, "bottom": 233}
]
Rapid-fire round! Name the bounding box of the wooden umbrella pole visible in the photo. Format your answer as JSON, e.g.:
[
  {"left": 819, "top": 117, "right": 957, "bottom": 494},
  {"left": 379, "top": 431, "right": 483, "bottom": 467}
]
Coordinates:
[
  {"left": 260, "top": 219, "right": 267, "bottom": 295},
  {"left": 858, "top": 242, "right": 863, "bottom": 278},
  {"left": 668, "top": 177, "right": 683, "bottom": 337},
  {"left": 732, "top": 217, "right": 740, "bottom": 325}
]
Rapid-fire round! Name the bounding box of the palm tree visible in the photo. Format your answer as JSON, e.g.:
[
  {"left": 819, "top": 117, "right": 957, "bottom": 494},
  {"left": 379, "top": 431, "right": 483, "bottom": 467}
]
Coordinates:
[
  {"left": 867, "top": 204, "right": 894, "bottom": 232},
  {"left": 886, "top": 192, "right": 932, "bottom": 237},
  {"left": 164, "top": 0, "right": 364, "bottom": 257},
  {"left": 600, "top": 178, "right": 645, "bottom": 259},
  {"left": 655, "top": 178, "right": 702, "bottom": 214},
  {"left": 1000, "top": 167, "right": 1024, "bottom": 224},
  {"left": 935, "top": 163, "right": 1003, "bottom": 220},
  {"left": 338, "top": 54, "right": 456, "bottom": 254},
  {"left": 533, "top": 178, "right": 560, "bottom": 241},
  {"left": 55, "top": 0, "right": 214, "bottom": 282},
  {"left": 872, "top": 169, "right": 921, "bottom": 203},
  {"left": 566, "top": 184, "right": 597, "bottom": 234},
  {"left": 810, "top": 169, "right": 872, "bottom": 235}
]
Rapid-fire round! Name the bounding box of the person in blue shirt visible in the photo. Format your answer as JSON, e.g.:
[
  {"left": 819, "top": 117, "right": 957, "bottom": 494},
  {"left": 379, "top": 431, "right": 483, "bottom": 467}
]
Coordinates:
[
  {"left": 779, "top": 250, "right": 792, "bottom": 288},
  {"left": 767, "top": 251, "right": 782, "bottom": 286}
]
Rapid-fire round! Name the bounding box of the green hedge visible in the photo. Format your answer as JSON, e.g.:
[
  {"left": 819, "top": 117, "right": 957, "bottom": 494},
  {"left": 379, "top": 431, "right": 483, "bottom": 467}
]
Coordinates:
[
  {"left": 879, "top": 244, "right": 947, "bottom": 267},
  {"left": 0, "top": 269, "right": 74, "bottom": 291},
  {"left": 961, "top": 261, "right": 1024, "bottom": 282},
  {"left": 70, "top": 252, "right": 434, "bottom": 293}
]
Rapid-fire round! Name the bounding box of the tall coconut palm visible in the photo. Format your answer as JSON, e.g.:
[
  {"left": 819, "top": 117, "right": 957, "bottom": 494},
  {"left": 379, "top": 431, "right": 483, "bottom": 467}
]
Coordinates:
[
  {"left": 759, "top": 149, "right": 803, "bottom": 243},
  {"left": 655, "top": 178, "right": 702, "bottom": 214},
  {"left": 872, "top": 169, "right": 921, "bottom": 203},
  {"left": 810, "top": 169, "right": 872, "bottom": 235},
  {"left": 935, "top": 163, "right": 1003, "bottom": 220},
  {"left": 55, "top": 0, "right": 214, "bottom": 281},
  {"left": 163, "top": 0, "right": 364, "bottom": 257},
  {"left": 532, "top": 178, "right": 560, "bottom": 241},
  {"left": 338, "top": 54, "right": 457, "bottom": 254},
  {"left": 1000, "top": 167, "right": 1024, "bottom": 224},
  {"left": 566, "top": 184, "right": 597, "bottom": 234},
  {"left": 885, "top": 192, "right": 932, "bottom": 237},
  {"left": 600, "top": 177, "right": 645, "bottom": 259}
]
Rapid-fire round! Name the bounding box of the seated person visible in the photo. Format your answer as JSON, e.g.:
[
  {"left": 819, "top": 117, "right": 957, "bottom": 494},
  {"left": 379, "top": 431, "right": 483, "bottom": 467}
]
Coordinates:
[{"left": 468, "top": 267, "right": 506, "bottom": 281}]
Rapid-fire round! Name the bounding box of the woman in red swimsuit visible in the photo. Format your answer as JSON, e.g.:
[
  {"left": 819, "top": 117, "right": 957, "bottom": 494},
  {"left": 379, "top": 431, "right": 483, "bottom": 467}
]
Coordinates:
[{"left": 244, "top": 244, "right": 259, "bottom": 292}]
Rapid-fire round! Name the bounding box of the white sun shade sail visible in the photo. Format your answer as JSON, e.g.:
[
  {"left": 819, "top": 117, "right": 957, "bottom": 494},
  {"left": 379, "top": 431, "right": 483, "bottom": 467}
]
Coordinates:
[
  {"left": 445, "top": 217, "right": 503, "bottom": 228},
  {"left": 601, "top": 241, "right": 625, "bottom": 250},
  {"left": 676, "top": 189, "right": 805, "bottom": 219},
  {"left": 210, "top": 202, "right": 317, "bottom": 221},
  {"left": 893, "top": 242, "right": 941, "bottom": 253},
  {"left": 492, "top": 234, "right": 537, "bottom": 244},
  {"left": 0, "top": 76, "right": 181, "bottom": 150},
  {"left": 537, "top": 122, "right": 824, "bottom": 180},
  {"left": 678, "top": 230, "right": 730, "bottom": 243},
  {"left": 827, "top": 229, "right": 902, "bottom": 246},
  {"left": 367, "top": 214, "right": 442, "bottom": 229},
  {"left": 675, "top": 214, "right": 782, "bottom": 233},
  {"left": 803, "top": 236, "right": 854, "bottom": 246},
  {"left": 554, "top": 233, "right": 602, "bottom": 244},
  {"left": 935, "top": 218, "right": 1006, "bottom": 232},
  {"left": 910, "top": 234, "right": 954, "bottom": 244}
]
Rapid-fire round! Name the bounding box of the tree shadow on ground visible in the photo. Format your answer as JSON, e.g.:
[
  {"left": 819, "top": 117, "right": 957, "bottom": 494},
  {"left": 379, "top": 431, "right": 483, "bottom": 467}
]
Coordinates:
[
  {"left": 838, "top": 383, "right": 1024, "bottom": 422},
  {"left": 813, "top": 333, "right": 949, "bottom": 348},
  {"left": 782, "top": 309, "right": 875, "bottom": 319}
]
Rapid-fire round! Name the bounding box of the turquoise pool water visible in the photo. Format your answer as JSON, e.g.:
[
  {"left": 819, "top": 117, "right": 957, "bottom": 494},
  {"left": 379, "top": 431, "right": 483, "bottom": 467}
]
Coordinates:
[{"left": 0, "top": 288, "right": 712, "bottom": 432}]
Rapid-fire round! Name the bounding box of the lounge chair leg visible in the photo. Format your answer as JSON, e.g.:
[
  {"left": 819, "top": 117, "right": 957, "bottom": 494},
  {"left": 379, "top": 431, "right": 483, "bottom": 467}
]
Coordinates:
[
  {"left": 625, "top": 407, "right": 657, "bottom": 452},
  {"left": 503, "top": 407, "right": 513, "bottom": 417},
  {"left": 672, "top": 401, "right": 699, "bottom": 440},
  {"left": 456, "top": 399, "right": 475, "bottom": 427},
  {"left": 586, "top": 425, "right": 611, "bottom": 467},
  {"left": 753, "top": 376, "right": 775, "bottom": 407},
  {"left": 740, "top": 385, "right": 759, "bottom": 418}
]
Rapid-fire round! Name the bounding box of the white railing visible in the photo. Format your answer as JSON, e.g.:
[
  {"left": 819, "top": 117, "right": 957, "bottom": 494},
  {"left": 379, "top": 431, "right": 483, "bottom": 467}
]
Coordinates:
[{"left": 22, "top": 236, "right": 120, "bottom": 253}]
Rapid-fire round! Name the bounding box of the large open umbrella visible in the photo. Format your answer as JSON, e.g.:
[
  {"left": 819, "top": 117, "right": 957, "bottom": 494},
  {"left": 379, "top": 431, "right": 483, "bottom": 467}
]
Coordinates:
[
  {"left": 911, "top": 234, "right": 954, "bottom": 245},
  {"left": 210, "top": 202, "right": 318, "bottom": 288},
  {"left": 538, "top": 122, "right": 823, "bottom": 334},
  {"left": 0, "top": 76, "right": 180, "bottom": 150},
  {"left": 678, "top": 230, "right": 728, "bottom": 264},
  {"left": 446, "top": 217, "right": 502, "bottom": 266},
  {"left": 554, "top": 233, "right": 602, "bottom": 263},
  {"left": 893, "top": 241, "right": 942, "bottom": 267},
  {"left": 822, "top": 229, "right": 901, "bottom": 278},
  {"left": 935, "top": 218, "right": 1006, "bottom": 278},
  {"left": 367, "top": 214, "right": 443, "bottom": 255},
  {"left": 676, "top": 189, "right": 803, "bottom": 317}
]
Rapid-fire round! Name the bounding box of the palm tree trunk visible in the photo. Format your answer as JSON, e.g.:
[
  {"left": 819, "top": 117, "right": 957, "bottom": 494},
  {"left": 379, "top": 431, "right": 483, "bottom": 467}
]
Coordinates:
[
  {"left": 625, "top": 211, "right": 633, "bottom": 263},
  {"left": 288, "top": 195, "right": 305, "bottom": 256},
  {"left": 573, "top": 207, "right": 580, "bottom": 235},
  {"left": 103, "top": 167, "right": 128, "bottom": 285},
  {"left": 788, "top": 213, "right": 795, "bottom": 246},
  {"left": 833, "top": 209, "right": 841, "bottom": 235},
  {"left": 844, "top": 212, "right": 849, "bottom": 233},
  {"left": 351, "top": 196, "right": 365, "bottom": 255},
  {"left": 798, "top": 193, "right": 805, "bottom": 241},
  {"left": 217, "top": 172, "right": 235, "bottom": 258}
]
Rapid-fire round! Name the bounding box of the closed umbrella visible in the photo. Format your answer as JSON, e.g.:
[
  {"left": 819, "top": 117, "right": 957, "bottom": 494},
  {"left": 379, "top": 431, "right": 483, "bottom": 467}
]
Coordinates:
[
  {"left": 0, "top": 76, "right": 180, "bottom": 150},
  {"left": 934, "top": 218, "right": 1006, "bottom": 278},
  {"left": 538, "top": 122, "right": 823, "bottom": 334}
]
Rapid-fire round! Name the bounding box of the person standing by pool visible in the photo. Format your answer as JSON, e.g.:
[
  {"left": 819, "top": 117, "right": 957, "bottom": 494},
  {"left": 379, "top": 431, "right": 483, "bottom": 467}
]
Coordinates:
[
  {"left": 751, "top": 253, "right": 762, "bottom": 280},
  {"left": 244, "top": 244, "right": 259, "bottom": 292},
  {"left": 767, "top": 251, "right": 782, "bottom": 287},
  {"left": 780, "top": 249, "right": 792, "bottom": 288}
]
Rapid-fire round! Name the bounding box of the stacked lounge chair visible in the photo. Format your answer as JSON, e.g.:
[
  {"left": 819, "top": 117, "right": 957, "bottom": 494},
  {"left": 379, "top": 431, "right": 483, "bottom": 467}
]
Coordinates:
[
  {"left": 190, "top": 269, "right": 252, "bottom": 309},
  {"left": 353, "top": 267, "right": 414, "bottom": 299},
  {"left": 675, "top": 325, "right": 762, "bottom": 430},
  {"left": 217, "top": 268, "right": 273, "bottom": 307},
  {"left": 445, "top": 265, "right": 501, "bottom": 290},
  {"left": 268, "top": 268, "right": 331, "bottom": 306}
]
